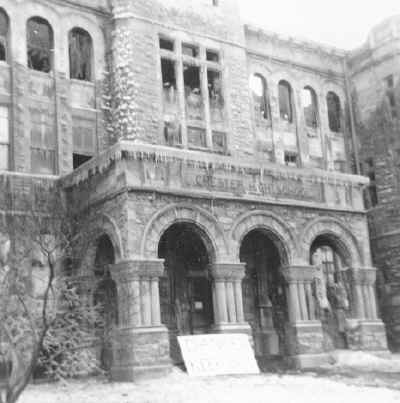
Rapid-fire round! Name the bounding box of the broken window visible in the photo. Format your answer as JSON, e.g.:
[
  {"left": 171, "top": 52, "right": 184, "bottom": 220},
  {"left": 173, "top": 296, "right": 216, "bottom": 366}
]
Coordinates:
[
  {"left": 0, "top": 9, "right": 9, "bottom": 62},
  {"left": 279, "top": 80, "right": 293, "bottom": 123},
  {"left": 284, "top": 151, "right": 297, "bottom": 167},
  {"left": 384, "top": 75, "right": 397, "bottom": 119},
  {"left": 327, "top": 91, "right": 341, "bottom": 132},
  {"left": 182, "top": 43, "right": 199, "bottom": 58},
  {"left": 159, "top": 36, "right": 174, "bottom": 51},
  {"left": 27, "top": 17, "right": 53, "bottom": 73},
  {"left": 250, "top": 74, "right": 269, "bottom": 123},
  {"left": 206, "top": 50, "right": 219, "bottom": 63},
  {"left": 302, "top": 86, "right": 318, "bottom": 128},
  {"left": 0, "top": 106, "right": 9, "bottom": 170},
  {"left": 184, "top": 64, "right": 204, "bottom": 121},
  {"left": 69, "top": 27, "right": 93, "bottom": 81},
  {"left": 208, "top": 69, "right": 224, "bottom": 123}
]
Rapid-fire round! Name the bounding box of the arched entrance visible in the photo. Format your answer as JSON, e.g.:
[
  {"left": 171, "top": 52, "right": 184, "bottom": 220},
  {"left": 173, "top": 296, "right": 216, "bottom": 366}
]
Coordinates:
[
  {"left": 239, "top": 229, "right": 288, "bottom": 359},
  {"left": 93, "top": 234, "right": 118, "bottom": 370},
  {"left": 310, "top": 234, "right": 352, "bottom": 350},
  {"left": 158, "top": 223, "right": 214, "bottom": 363}
]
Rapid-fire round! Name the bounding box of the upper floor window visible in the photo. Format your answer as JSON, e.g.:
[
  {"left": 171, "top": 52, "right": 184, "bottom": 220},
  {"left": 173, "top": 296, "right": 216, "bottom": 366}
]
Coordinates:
[
  {"left": 27, "top": 17, "right": 53, "bottom": 73},
  {"left": 250, "top": 74, "right": 270, "bottom": 123},
  {"left": 302, "top": 86, "right": 318, "bottom": 128},
  {"left": 278, "top": 80, "right": 293, "bottom": 123},
  {"left": 0, "top": 106, "right": 9, "bottom": 170},
  {"left": 69, "top": 27, "right": 93, "bottom": 81},
  {"left": 212, "top": 0, "right": 219, "bottom": 6},
  {"left": 384, "top": 75, "right": 397, "bottom": 119},
  {"left": 0, "top": 9, "right": 9, "bottom": 62},
  {"left": 327, "top": 91, "right": 341, "bottom": 132}
]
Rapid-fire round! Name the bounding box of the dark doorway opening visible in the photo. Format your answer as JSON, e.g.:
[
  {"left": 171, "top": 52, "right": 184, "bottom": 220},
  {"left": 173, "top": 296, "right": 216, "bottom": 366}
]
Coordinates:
[
  {"left": 240, "top": 230, "right": 288, "bottom": 360},
  {"left": 310, "top": 235, "right": 351, "bottom": 350},
  {"left": 158, "top": 222, "right": 213, "bottom": 363}
]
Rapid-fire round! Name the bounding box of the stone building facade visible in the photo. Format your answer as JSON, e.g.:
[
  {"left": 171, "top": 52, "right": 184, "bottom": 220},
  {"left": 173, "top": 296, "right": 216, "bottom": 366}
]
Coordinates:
[{"left": 0, "top": 0, "right": 391, "bottom": 380}]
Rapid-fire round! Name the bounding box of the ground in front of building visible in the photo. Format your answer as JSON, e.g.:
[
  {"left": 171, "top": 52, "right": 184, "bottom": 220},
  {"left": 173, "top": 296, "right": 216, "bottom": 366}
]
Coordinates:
[{"left": 19, "top": 352, "right": 400, "bottom": 403}]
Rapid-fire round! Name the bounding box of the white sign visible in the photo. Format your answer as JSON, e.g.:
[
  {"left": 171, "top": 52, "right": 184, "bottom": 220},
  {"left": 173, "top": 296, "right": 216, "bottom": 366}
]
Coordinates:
[{"left": 178, "top": 334, "right": 260, "bottom": 377}]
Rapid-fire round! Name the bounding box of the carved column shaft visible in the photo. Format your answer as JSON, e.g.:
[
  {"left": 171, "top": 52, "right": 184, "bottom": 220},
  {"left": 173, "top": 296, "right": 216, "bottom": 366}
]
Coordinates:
[
  {"left": 351, "top": 267, "right": 379, "bottom": 320},
  {"left": 210, "top": 263, "right": 246, "bottom": 325}
]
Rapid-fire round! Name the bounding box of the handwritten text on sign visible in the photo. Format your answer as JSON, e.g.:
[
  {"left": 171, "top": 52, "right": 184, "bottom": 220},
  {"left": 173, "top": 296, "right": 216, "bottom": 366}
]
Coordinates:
[{"left": 178, "top": 334, "right": 260, "bottom": 377}]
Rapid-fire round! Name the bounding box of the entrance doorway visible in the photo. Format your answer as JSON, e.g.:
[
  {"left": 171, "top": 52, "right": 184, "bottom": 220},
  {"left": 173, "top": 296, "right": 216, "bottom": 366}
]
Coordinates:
[
  {"left": 240, "top": 230, "right": 288, "bottom": 359},
  {"left": 158, "top": 223, "right": 214, "bottom": 362},
  {"left": 310, "top": 235, "right": 351, "bottom": 350}
]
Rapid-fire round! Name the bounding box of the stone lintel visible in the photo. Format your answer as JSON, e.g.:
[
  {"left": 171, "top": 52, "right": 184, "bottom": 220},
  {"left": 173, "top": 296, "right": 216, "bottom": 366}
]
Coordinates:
[
  {"left": 112, "top": 259, "right": 165, "bottom": 281},
  {"left": 209, "top": 262, "right": 246, "bottom": 280},
  {"left": 351, "top": 267, "right": 377, "bottom": 285},
  {"left": 282, "top": 266, "right": 317, "bottom": 283}
]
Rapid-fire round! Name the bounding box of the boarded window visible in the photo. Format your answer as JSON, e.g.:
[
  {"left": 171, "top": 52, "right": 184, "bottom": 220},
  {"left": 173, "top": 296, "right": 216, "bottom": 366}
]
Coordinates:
[
  {"left": 27, "top": 17, "right": 53, "bottom": 73},
  {"left": 0, "top": 106, "right": 9, "bottom": 170},
  {"left": 250, "top": 74, "right": 269, "bottom": 122},
  {"left": 279, "top": 80, "right": 293, "bottom": 123},
  {"left": 69, "top": 27, "right": 93, "bottom": 81},
  {"left": 327, "top": 91, "right": 341, "bottom": 132},
  {"left": 0, "top": 9, "right": 9, "bottom": 62},
  {"left": 302, "top": 86, "right": 318, "bottom": 128}
]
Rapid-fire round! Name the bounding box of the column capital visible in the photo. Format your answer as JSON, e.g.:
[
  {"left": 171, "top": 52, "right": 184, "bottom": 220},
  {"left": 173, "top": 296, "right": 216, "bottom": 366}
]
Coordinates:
[
  {"left": 112, "top": 259, "right": 165, "bottom": 282},
  {"left": 351, "top": 267, "right": 377, "bottom": 285},
  {"left": 209, "top": 262, "right": 246, "bottom": 280},
  {"left": 282, "top": 265, "right": 317, "bottom": 283}
]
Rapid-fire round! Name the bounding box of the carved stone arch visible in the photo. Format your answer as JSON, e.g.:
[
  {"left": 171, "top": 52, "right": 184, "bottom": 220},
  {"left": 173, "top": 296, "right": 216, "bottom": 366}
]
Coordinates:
[
  {"left": 300, "top": 217, "right": 363, "bottom": 267},
  {"left": 140, "top": 203, "right": 229, "bottom": 261},
  {"left": 230, "top": 211, "right": 297, "bottom": 265}
]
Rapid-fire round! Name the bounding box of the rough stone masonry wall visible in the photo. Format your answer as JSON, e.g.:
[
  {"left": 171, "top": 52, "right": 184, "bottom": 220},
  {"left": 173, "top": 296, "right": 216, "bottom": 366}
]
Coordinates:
[{"left": 349, "top": 37, "right": 400, "bottom": 349}]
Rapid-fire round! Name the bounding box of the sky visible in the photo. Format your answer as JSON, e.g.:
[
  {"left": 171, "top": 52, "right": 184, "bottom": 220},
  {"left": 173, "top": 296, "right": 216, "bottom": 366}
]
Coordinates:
[{"left": 238, "top": 0, "right": 400, "bottom": 49}]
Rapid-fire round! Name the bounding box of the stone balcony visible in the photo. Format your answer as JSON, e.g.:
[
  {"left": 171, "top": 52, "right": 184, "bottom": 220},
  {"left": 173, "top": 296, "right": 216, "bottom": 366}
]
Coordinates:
[{"left": 63, "top": 141, "right": 368, "bottom": 212}]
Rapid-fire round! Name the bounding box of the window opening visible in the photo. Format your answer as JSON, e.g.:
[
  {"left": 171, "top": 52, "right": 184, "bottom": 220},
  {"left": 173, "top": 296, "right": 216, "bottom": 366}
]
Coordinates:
[
  {"left": 302, "top": 86, "right": 318, "bottom": 128},
  {"left": 27, "top": 17, "right": 53, "bottom": 73},
  {"left": 182, "top": 43, "right": 199, "bottom": 58},
  {"left": 159, "top": 36, "right": 174, "bottom": 51},
  {"left": 0, "top": 106, "right": 9, "bottom": 170},
  {"left": 208, "top": 69, "right": 224, "bottom": 123},
  {"left": 279, "top": 80, "right": 293, "bottom": 123},
  {"left": 250, "top": 74, "right": 269, "bottom": 122},
  {"left": 0, "top": 9, "right": 9, "bottom": 62},
  {"left": 327, "top": 91, "right": 341, "bottom": 132},
  {"left": 73, "top": 153, "right": 92, "bottom": 170},
  {"left": 206, "top": 50, "right": 219, "bottom": 63},
  {"left": 69, "top": 27, "right": 93, "bottom": 81},
  {"left": 284, "top": 151, "right": 297, "bottom": 167},
  {"left": 385, "top": 75, "right": 397, "bottom": 119},
  {"left": 184, "top": 64, "right": 203, "bottom": 121}
]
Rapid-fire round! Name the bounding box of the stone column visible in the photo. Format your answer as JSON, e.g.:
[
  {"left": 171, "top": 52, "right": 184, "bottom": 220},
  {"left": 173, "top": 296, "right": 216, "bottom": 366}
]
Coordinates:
[
  {"left": 110, "top": 259, "right": 171, "bottom": 381},
  {"left": 347, "top": 267, "right": 388, "bottom": 352},
  {"left": 282, "top": 266, "right": 327, "bottom": 369},
  {"left": 209, "top": 263, "right": 251, "bottom": 335}
]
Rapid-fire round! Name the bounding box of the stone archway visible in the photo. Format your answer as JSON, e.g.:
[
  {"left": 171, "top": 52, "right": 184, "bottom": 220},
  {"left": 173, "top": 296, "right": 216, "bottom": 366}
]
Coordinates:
[
  {"left": 141, "top": 203, "right": 229, "bottom": 261},
  {"left": 230, "top": 211, "right": 297, "bottom": 264}
]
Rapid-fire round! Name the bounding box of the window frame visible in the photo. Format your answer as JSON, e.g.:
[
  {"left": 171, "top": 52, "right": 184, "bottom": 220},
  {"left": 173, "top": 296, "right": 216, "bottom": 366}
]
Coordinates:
[
  {"left": 250, "top": 73, "right": 270, "bottom": 124},
  {"left": 326, "top": 91, "right": 342, "bottom": 133},
  {"left": 68, "top": 27, "right": 94, "bottom": 82},
  {"left": 302, "top": 86, "right": 319, "bottom": 129},
  {"left": 278, "top": 80, "right": 294, "bottom": 123}
]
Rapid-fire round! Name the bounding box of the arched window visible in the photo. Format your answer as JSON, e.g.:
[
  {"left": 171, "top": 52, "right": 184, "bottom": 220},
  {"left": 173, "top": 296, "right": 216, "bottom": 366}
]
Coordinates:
[
  {"left": 69, "top": 27, "right": 93, "bottom": 81},
  {"left": 278, "top": 80, "right": 293, "bottom": 123},
  {"left": 27, "top": 17, "right": 53, "bottom": 73},
  {"left": 327, "top": 91, "right": 341, "bottom": 132},
  {"left": 250, "top": 74, "right": 270, "bottom": 122},
  {"left": 0, "top": 9, "right": 9, "bottom": 62},
  {"left": 302, "top": 86, "right": 319, "bottom": 128}
]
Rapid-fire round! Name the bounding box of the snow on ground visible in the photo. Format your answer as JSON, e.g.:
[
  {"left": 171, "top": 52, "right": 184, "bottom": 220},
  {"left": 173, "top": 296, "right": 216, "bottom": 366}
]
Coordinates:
[{"left": 19, "top": 365, "right": 400, "bottom": 403}]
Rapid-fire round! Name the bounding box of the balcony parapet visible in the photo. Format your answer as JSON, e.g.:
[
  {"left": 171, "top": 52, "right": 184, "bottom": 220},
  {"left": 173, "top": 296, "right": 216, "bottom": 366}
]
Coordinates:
[{"left": 62, "top": 141, "right": 369, "bottom": 212}]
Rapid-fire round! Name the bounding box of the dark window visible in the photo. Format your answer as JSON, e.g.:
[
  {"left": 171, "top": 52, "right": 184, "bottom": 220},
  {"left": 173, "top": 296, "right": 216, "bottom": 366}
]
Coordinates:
[
  {"left": 279, "top": 80, "right": 293, "bottom": 123},
  {"left": 0, "top": 9, "right": 9, "bottom": 62},
  {"left": 251, "top": 74, "right": 269, "bottom": 122},
  {"left": 385, "top": 75, "right": 397, "bottom": 119},
  {"left": 208, "top": 69, "right": 224, "bottom": 123},
  {"left": 182, "top": 43, "right": 199, "bottom": 58},
  {"left": 212, "top": 0, "right": 219, "bottom": 5},
  {"left": 159, "top": 36, "right": 174, "bottom": 51},
  {"left": 302, "top": 86, "right": 319, "bottom": 128},
  {"left": 27, "top": 17, "right": 53, "bottom": 73},
  {"left": 206, "top": 50, "right": 219, "bottom": 62},
  {"left": 73, "top": 153, "right": 92, "bottom": 170},
  {"left": 365, "top": 157, "right": 378, "bottom": 207},
  {"left": 327, "top": 91, "right": 341, "bottom": 132},
  {"left": 284, "top": 151, "right": 297, "bottom": 167},
  {"left": 184, "top": 64, "right": 203, "bottom": 121},
  {"left": 69, "top": 27, "right": 93, "bottom": 81}
]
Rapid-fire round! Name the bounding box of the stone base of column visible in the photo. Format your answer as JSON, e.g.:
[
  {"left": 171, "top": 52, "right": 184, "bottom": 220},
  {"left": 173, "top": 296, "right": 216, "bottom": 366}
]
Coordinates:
[
  {"left": 286, "top": 322, "right": 325, "bottom": 355},
  {"left": 346, "top": 319, "right": 389, "bottom": 353},
  {"left": 111, "top": 326, "right": 171, "bottom": 382}
]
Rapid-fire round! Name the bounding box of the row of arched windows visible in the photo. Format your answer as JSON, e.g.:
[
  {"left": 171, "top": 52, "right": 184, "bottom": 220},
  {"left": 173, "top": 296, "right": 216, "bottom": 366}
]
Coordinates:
[
  {"left": 0, "top": 8, "right": 93, "bottom": 81},
  {"left": 251, "top": 74, "right": 342, "bottom": 133}
]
